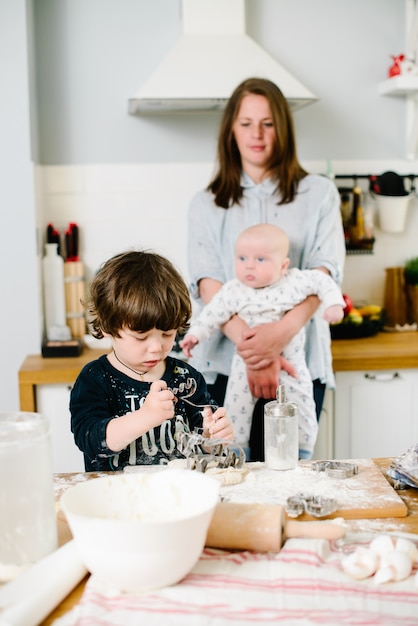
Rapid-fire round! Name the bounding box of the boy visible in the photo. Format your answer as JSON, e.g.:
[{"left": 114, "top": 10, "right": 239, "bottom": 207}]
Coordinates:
[
  {"left": 181, "top": 224, "right": 344, "bottom": 459},
  {"left": 70, "top": 250, "right": 233, "bottom": 471}
]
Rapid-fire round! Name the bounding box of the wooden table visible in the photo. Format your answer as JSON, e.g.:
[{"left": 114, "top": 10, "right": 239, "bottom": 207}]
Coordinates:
[
  {"left": 18, "top": 348, "right": 107, "bottom": 411},
  {"left": 18, "top": 333, "right": 418, "bottom": 412},
  {"left": 41, "top": 458, "right": 418, "bottom": 625}
]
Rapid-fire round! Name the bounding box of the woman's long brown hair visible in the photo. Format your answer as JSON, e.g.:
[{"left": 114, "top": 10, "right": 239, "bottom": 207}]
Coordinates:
[{"left": 208, "top": 77, "right": 308, "bottom": 208}]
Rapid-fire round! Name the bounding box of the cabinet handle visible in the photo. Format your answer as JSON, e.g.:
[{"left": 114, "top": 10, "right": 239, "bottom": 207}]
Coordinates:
[{"left": 364, "top": 372, "right": 400, "bottom": 382}]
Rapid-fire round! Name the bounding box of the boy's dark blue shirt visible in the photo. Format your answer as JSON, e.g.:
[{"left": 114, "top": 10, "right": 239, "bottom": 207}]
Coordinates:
[{"left": 70, "top": 355, "right": 214, "bottom": 471}]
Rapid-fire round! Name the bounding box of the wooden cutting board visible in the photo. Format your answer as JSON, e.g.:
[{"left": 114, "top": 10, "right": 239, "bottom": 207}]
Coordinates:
[{"left": 219, "top": 459, "right": 408, "bottom": 521}]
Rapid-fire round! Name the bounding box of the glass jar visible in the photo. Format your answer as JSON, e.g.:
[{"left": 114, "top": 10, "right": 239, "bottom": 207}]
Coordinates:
[{"left": 264, "top": 385, "right": 298, "bottom": 470}]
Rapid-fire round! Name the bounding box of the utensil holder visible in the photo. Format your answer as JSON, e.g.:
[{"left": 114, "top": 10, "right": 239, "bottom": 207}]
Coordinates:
[
  {"left": 375, "top": 194, "right": 411, "bottom": 234},
  {"left": 64, "top": 262, "right": 86, "bottom": 338}
]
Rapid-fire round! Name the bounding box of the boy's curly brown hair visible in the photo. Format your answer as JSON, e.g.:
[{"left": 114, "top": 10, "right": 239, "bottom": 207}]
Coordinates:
[{"left": 86, "top": 250, "right": 192, "bottom": 339}]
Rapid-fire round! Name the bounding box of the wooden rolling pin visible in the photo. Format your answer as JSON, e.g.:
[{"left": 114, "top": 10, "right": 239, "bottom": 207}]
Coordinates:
[{"left": 205, "top": 502, "right": 345, "bottom": 552}]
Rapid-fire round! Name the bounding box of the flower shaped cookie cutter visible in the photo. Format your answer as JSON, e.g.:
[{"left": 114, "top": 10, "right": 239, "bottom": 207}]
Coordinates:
[{"left": 286, "top": 493, "right": 339, "bottom": 518}]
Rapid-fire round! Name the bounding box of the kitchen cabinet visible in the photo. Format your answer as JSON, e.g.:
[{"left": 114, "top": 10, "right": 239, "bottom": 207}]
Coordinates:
[
  {"left": 36, "top": 384, "right": 85, "bottom": 473},
  {"left": 312, "top": 387, "right": 334, "bottom": 460},
  {"left": 334, "top": 369, "right": 418, "bottom": 459}
]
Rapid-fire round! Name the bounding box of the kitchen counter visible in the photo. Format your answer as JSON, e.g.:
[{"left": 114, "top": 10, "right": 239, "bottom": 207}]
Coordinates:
[
  {"left": 41, "top": 458, "right": 418, "bottom": 625},
  {"left": 330, "top": 330, "right": 418, "bottom": 371},
  {"left": 18, "top": 332, "right": 418, "bottom": 411}
]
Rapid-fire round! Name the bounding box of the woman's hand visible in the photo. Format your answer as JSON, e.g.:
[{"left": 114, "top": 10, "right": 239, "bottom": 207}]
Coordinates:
[
  {"left": 237, "top": 296, "right": 320, "bottom": 369},
  {"left": 238, "top": 322, "right": 286, "bottom": 369},
  {"left": 202, "top": 406, "right": 234, "bottom": 441},
  {"left": 246, "top": 357, "right": 297, "bottom": 399}
]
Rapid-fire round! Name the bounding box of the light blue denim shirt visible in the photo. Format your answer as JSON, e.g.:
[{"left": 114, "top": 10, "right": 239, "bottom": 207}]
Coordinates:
[{"left": 187, "top": 173, "right": 345, "bottom": 388}]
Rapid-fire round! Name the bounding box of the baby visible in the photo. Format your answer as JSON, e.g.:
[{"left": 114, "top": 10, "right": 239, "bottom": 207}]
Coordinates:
[{"left": 181, "top": 224, "right": 344, "bottom": 459}]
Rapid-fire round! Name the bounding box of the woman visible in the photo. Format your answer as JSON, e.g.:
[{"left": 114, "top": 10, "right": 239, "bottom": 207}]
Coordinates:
[{"left": 187, "top": 77, "right": 345, "bottom": 460}]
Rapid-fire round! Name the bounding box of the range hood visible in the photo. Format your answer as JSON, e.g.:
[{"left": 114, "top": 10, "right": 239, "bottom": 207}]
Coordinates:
[{"left": 128, "top": 0, "right": 317, "bottom": 114}]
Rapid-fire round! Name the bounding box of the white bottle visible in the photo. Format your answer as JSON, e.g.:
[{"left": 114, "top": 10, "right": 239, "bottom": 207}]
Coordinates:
[{"left": 42, "top": 243, "right": 70, "bottom": 341}]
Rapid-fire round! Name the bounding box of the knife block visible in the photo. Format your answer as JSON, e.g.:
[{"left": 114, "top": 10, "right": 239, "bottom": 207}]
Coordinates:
[{"left": 64, "top": 262, "right": 86, "bottom": 338}]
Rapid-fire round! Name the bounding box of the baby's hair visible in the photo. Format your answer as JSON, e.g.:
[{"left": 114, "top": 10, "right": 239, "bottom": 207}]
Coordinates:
[
  {"left": 237, "top": 224, "right": 290, "bottom": 256},
  {"left": 87, "top": 250, "right": 192, "bottom": 338}
]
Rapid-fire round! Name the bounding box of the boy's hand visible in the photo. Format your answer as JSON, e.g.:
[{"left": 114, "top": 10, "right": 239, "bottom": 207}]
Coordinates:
[
  {"left": 141, "top": 380, "right": 175, "bottom": 425},
  {"left": 203, "top": 406, "right": 234, "bottom": 441},
  {"left": 180, "top": 334, "right": 199, "bottom": 358}
]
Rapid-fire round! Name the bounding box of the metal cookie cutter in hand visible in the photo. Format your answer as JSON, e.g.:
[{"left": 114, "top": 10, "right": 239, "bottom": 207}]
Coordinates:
[
  {"left": 176, "top": 428, "right": 245, "bottom": 472},
  {"left": 312, "top": 460, "right": 359, "bottom": 479},
  {"left": 286, "top": 493, "right": 339, "bottom": 518}
]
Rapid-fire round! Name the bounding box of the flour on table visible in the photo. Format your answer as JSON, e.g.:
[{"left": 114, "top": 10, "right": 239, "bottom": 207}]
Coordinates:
[{"left": 218, "top": 459, "right": 401, "bottom": 514}]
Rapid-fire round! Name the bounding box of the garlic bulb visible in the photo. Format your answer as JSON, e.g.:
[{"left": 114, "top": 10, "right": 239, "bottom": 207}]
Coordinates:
[
  {"left": 395, "top": 538, "right": 418, "bottom": 564},
  {"left": 369, "top": 534, "right": 395, "bottom": 557},
  {"left": 342, "top": 547, "right": 379, "bottom": 580},
  {"left": 374, "top": 551, "right": 413, "bottom": 585},
  {"left": 342, "top": 534, "right": 417, "bottom": 584}
]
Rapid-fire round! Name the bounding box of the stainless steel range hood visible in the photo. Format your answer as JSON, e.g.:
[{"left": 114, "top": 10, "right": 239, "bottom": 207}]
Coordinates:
[{"left": 128, "top": 0, "right": 317, "bottom": 115}]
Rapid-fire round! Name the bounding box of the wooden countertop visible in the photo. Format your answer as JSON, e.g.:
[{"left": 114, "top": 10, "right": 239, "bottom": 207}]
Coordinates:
[
  {"left": 18, "top": 331, "right": 418, "bottom": 411},
  {"left": 331, "top": 330, "right": 418, "bottom": 371}
]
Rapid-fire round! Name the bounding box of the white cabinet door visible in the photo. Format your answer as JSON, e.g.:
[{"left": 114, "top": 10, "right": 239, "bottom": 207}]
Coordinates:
[
  {"left": 312, "top": 388, "right": 334, "bottom": 460},
  {"left": 36, "top": 384, "right": 85, "bottom": 473},
  {"left": 334, "top": 370, "right": 418, "bottom": 459}
]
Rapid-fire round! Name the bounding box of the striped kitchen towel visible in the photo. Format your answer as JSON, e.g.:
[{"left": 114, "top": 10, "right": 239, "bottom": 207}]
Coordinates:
[{"left": 53, "top": 537, "right": 418, "bottom": 626}]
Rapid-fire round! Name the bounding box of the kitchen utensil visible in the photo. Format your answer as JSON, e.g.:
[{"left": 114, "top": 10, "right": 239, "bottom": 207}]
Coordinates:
[
  {"left": 0, "top": 540, "right": 87, "bottom": 626},
  {"left": 205, "top": 502, "right": 345, "bottom": 552},
  {"left": 375, "top": 194, "right": 411, "bottom": 233},
  {"left": 65, "top": 222, "right": 79, "bottom": 262},
  {"left": 376, "top": 171, "right": 408, "bottom": 196},
  {"left": 264, "top": 385, "right": 298, "bottom": 470},
  {"left": 64, "top": 261, "right": 86, "bottom": 338},
  {"left": 0, "top": 412, "right": 58, "bottom": 580},
  {"left": 178, "top": 396, "right": 219, "bottom": 412},
  {"left": 312, "top": 460, "right": 359, "bottom": 478},
  {"left": 176, "top": 427, "right": 245, "bottom": 471},
  {"left": 61, "top": 470, "right": 220, "bottom": 593},
  {"left": 286, "top": 494, "right": 339, "bottom": 518}
]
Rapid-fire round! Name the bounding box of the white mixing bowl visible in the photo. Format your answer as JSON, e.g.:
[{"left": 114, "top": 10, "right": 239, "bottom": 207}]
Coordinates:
[{"left": 61, "top": 469, "right": 220, "bottom": 592}]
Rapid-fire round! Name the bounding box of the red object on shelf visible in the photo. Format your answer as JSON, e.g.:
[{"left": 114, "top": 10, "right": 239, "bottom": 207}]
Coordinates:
[{"left": 388, "top": 54, "right": 405, "bottom": 78}]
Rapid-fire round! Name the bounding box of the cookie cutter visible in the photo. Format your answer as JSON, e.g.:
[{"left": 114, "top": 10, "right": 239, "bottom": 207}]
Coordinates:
[
  {"left": 286, "top": 493, "right": 339, "bottom": 518},
  {"left": 176, "top": 428, "right": 245, "bottom": 472},
  {"left": 311, "top": 460, "right": 359, "bottom": 479}
]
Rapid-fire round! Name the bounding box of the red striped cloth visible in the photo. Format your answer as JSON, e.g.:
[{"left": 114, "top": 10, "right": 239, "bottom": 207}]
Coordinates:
[{"left": 54, "top": 538, "right": 418, "bottom": 626}]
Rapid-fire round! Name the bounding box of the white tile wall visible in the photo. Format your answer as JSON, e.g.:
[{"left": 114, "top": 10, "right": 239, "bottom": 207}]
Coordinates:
[{"left": 38, "top": 160, "right": 418, "bottom": 306}]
